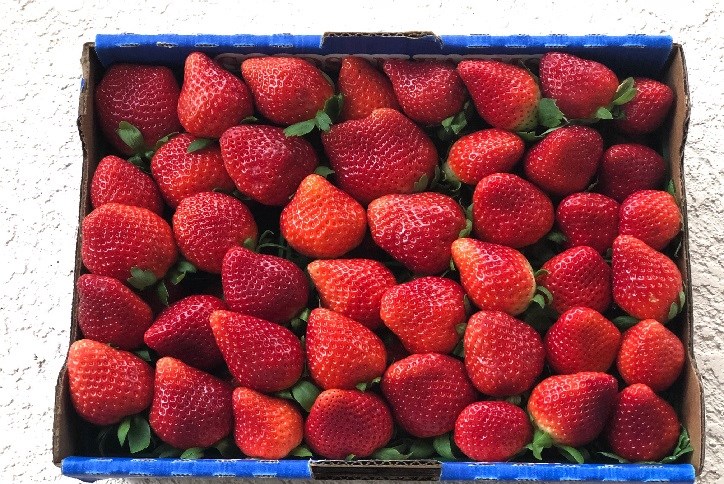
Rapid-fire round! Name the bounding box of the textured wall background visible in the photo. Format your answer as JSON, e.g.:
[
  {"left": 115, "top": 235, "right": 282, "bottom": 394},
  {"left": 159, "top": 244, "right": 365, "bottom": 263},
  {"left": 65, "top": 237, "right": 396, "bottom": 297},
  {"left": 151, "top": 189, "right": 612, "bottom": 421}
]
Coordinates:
[{"left": 0, "top": 1, "right": 722, "bottom": 482}]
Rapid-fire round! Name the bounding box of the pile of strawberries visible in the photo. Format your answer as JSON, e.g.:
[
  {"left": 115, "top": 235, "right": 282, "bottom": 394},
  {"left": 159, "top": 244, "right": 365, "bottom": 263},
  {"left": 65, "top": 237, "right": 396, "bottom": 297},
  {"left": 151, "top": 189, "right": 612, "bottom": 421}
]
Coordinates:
[{"left": 66, "top": 48, "right": 693, "bottom": 465}]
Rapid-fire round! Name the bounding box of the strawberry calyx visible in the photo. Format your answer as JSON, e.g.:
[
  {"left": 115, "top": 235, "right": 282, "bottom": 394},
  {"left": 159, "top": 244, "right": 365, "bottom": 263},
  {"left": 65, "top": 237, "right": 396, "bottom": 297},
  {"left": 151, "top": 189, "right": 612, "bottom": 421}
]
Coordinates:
[
  {"left": 275, "top": 379, "right": 321, "bottom": 413},
  {"left": 436, "top": 101, "right": 474, "bottom": 141},
  {"left": 667, "top": 290, "right": 687, "bottom": 322},
  {"left": 284, "top": 94, "right": 344, "bottom": 137},
  {"left": 527, "top": 428, "right": 585, "bottom": 462},
  {"left": 116, "top": 413, "right": 151, "bottom": 454},
  {"left": 355, "top": 376, "right": 382, "bottom": 392},
  {"left": 117, "top": 121, "right": 177, "bottom": 172}
]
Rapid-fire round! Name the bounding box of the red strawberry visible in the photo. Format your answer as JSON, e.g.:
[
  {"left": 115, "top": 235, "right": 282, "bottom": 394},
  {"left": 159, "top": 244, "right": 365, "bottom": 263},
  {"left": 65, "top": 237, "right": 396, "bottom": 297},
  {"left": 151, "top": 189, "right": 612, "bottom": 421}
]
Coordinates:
[
  {"left": 451, "top": 239, "right": 535, "bottom": 316},
  {"left": 444, "top": 129, "right": 525, "bottom": 185},
  {"left": 599, "top": 144, "right": 666, "bottom": 203},
  {"left": 544, "top": 307, "right": 621, "bottom": 374},
  {"left": 306, "top": 308, "right": 387, "bottom": 390},
  {"left": 456, "top": 59, "right": 540, "bottom": 131},
  {"left": 524, "top": 126, "right": 603, "bottom": 197},
  {"left": 151, "top": 133, "right": 235, "bottom": 209},
  {"left": 619, "top": 190, "right": 681, "bottom": 250},
  {"left": 81, "top": 203, "right": 177, "bottom": 280},
  {"left": 95, "top": 64, "right": 180, "bottom": 156},
  {"left": 232, "top": 387, "right": 303, "bottom": 459},
  {"left": 605, "top": 384, "right": 680, "bottom": 461},
  {"left": 172, "top": 192, "right": 258, "bottom": 274},
  {"left": 220, "top": 125, "right": 318, "bottom": 206},
  {"left": 76, "top": 274, "right": 152, "bottom": 350},
  {"left": 454, "top": 401, "right": 532, "bottom": 462},
  {"left": 90, "top": 155, "right": 163, "bottom": 214},
  {"left": 380, "top": 277, "right": 467, "bottom": 354},
  {"left": 539, "top": 52, "right": 619, "bottom": 119},
  {"left": 322, "top": 108, "right": 438, "bottom": 205},
  {"left": 339, "top": 57, "right": 399, "bottom": 121},
  {"left": 241, "top": 56, "right": 333, "bottom": 125},
  {"left": 149, "top": 357, "right": 233, "bottom": 449},
  {"left": 382, "top": 60, "right": 466, "bottom": 125},
  {"left": 537, "top": 246, "right": 612, "bottom": 314},
  {"left": 305, "top": 389, "right": 393, "bottom": 459},
  {"left": 209, "top": 310, "right": 304, "bottom": 392},
  {"left": 382, "top": 353, "right": 477, "bottom": 438},
  {"left": 307, "top": 259, "right": 395, "bottom": 330},
  {"left": 221, "top": 246, "right": 308, "bottom": 324},
  {"left": 528, "top": 372, "right": 618, "bottom": 447},
  {"left": 615, "top": 78, "right": 674, "bottom": 135},
  {"left": 472, "top": 173, "right": 554, "bottom": 248},
  {"left": 464, "top": 311, "right": 545, "bottom": 397},
  {"left": 144, "top": 295, "right": 227, "bottom": 371},
  {"left": 177, "top": 52, "right": 254, "bottom": 138},
  {"left": 556, "top": 192, "right": 619, "bottom": 254},
  {"left": 617, "top": 319, "right": 685, "bottom": 392},
  {"left": 280, "top": 174, "right": 367, "bottom": 258},
  {"left": 612, "top": 235, "right": 683, "bottom": 322},
  {"left": 67, "top": 339, "right": 153, "bottom": 426},
  {"left": 367, "top": 192, "right": 467, "bottom": 275}
]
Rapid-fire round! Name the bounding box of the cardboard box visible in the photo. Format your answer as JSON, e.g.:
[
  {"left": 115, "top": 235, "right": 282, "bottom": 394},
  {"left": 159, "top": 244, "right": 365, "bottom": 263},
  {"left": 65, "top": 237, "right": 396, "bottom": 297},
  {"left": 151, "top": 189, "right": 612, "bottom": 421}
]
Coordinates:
[{"left": 54, "top": 33, "right": 703, "bottom": 482}]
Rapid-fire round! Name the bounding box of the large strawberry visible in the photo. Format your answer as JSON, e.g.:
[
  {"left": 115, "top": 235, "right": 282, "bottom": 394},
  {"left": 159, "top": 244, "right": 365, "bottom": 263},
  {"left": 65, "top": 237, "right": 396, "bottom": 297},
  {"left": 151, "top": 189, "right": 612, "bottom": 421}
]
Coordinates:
[
  {"left": 472, "top": 173, "right": 554, "bottom": 248},
  {"left": 556, "top": 192, "right": 619, "bottom": 254},
  {"left": 381, "top": 353, "right": 477, "bottom": 438},
  {"left": 619, "top": 190, "right": 681, "bottom": 250},
  {"left": 444, "top": 129, "right": 525, "bottom": 186},
  {"left": 615, "top": 78, "right": 674, "bottom": 135},
  {"left": 367, "top": 192, "right": 467, "bottom": 275},
  {"left": 305, "top": 389, "right": 393, "bottom": 459},
  {"left": 454, "top": 401, "right": 532, "bottom": 462},
  {"left": 90, "top": 155, "right": 163, "bottom": 214},
  {"left": 456, "top": 59, "right": 540, "bottom": 131},
  {"left": 321, "top": 108, "right": 438, "bottom": 205},
  {"left": 67, "top": 339, "right": 154, "bottom": 426},
  {"left": 380, "top": 277, "right": 467, "bottom": 354},
  {"left": 599, "top": 144, "right": 666, "bottom": 203},
  {"left": 280, "top": 174, "right": 367, "bottom": 258},
  {"left": 177, "top": 52, "right": 254, "bottom": 138},
  {"left": 464, "top": 311, "right": 545, "bottom": 397},
  {"left": 339, "top": 57, "right": 399, "bottom": 121}
]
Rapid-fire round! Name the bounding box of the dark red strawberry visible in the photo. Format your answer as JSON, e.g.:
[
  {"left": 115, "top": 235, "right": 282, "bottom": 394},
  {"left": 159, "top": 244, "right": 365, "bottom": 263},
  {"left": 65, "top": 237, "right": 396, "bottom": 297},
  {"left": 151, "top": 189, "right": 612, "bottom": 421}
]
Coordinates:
[
  {"left": 444, "top": 129, "right": 525, "bottom": 186},
  {"left": 599, "top": 144, "right": 666, "bottom": 203},
  {"left": 619, "top": 190, "right": 681, "bottom": 250},
  {"left": 556, "top": 192, "right": 619, "bottom": 254},
  {"left": 90, "top": 155, "right": 163, "bottom": 214},
  {"left": 615, "top": 78, "right": 674, "bottom": 135},
  {"left": 454, "top": 401, "right": 533, "bottom": 462},
  {"left": 339, "top": 57, "right": 399, "bottom": 121}
]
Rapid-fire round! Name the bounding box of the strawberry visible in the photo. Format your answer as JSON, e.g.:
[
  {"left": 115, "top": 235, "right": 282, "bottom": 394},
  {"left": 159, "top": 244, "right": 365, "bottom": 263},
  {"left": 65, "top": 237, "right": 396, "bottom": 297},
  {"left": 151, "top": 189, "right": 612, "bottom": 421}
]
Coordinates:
[
  {"left": 90, "top": 155, "right": 163, "bottom": 214},
  {"left": 367, "top": 192, "right": 467, "bottom": 275},
  {"left": 307, "top": 258, "right": 395, "bottom": 330},
  {"left": 528, "top": 372, "right": 618, "bottom": 447},
  {"left": 95, "top": 64, "right": 180, "bottom": 155},
  {"left": 381, "top": 353, "right": 477, "bottom": 438},
  {"left": 151, "top": 133, "right": 235, "bottom": 209},
  {"left": 539, "top": 52, "right": 619, "bottom": 119},
  {"left": 220, "top": 124, "right": 318, "bottom": 206},
  {"left": 464, "top": 311, "right": 545, "bottom": 397},
  {"left": 177, "top": 52, "right": 254, "bottom": 138},
  {"left": 172, "top": 192, "right": 258, "bottom": 274},
  {"left": 76, "top": 274, "right": 153, "bottom": 350},
  {"left": 605, "top": 384, "right": 680, "bottom": 462},
  {"left": 241, "top": 56, "right": 333, "bottom": 125},
  {"left": 149, "top": 357, "right": 233, "bottom": 449},
  {"left": 556, "top": 192, "right": 619, "bottom": 254},
  {"left": 454, "top": 401, "right": 532, "bottom": 462},
  {"left": 382, "top": 60, "right": 466, "bottom": 125},
  {"left": 322, "top": 108, "right": 438, "bottom": 205},
  {"left": 544, "top": 307, "right": 621, "bottom": 374},
  {"left": 599, "top": 144, "right": 666, "bottom": 203},
  {"left": 81, "top": 203, "right": 177, "bottom": 281},
  {"left": 537, "top": 246, "right": 612, "bottom": 314},
  {"left": 612, "top": 235, "right": 683, "bottom": 322},
  {"left": 444, "top": 129, "right": 525, "bottom": 186},
  {"left": 209, "top": 310, "right": 304, "bottom": 392},
  {"left": 617, "top": 319, "right": 685, "bottom": 392},
  {"left": 280, "top": 174, "right": 367, "bottom": 258},
  {"left": 456, "top": 59, "right": 540, "bottom": 131},
  {"left": 615, "top": 78, "right": 674, "bottom": 135},
  {"left": 380, "top": 277, "right": 467, "bottom": 354},
  {"left": 305, "top": 389, "right": 393, "bottom": 459},
  {"left": 67, "top": 339, "right": 153, "bottom": 426},
  {"left": 306, "top": 308, "right": 387, "bottom": 390},
  {"left": 144, "top": 295, "right": 227, "bottom": 371},
  {"left": 524, "top": 126, "right": 603, "bottom": 197},
  {"left": 232, "top": 387, "right": 303, "bottom": 459},
  {"left": 338, "top": 57, "right": 399, "bottom": 121},
  {"left": 472, "top": 173, "right": 554, "bottom": 248},
  {"left": 221, "top": 246, "right": 308, "bottom": 324},
  {"left": 451, "top": 238, "right": 535, "bottom": 316},
  {"left": 619, "top": 190, "right": 681, "bottom": 250}
]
